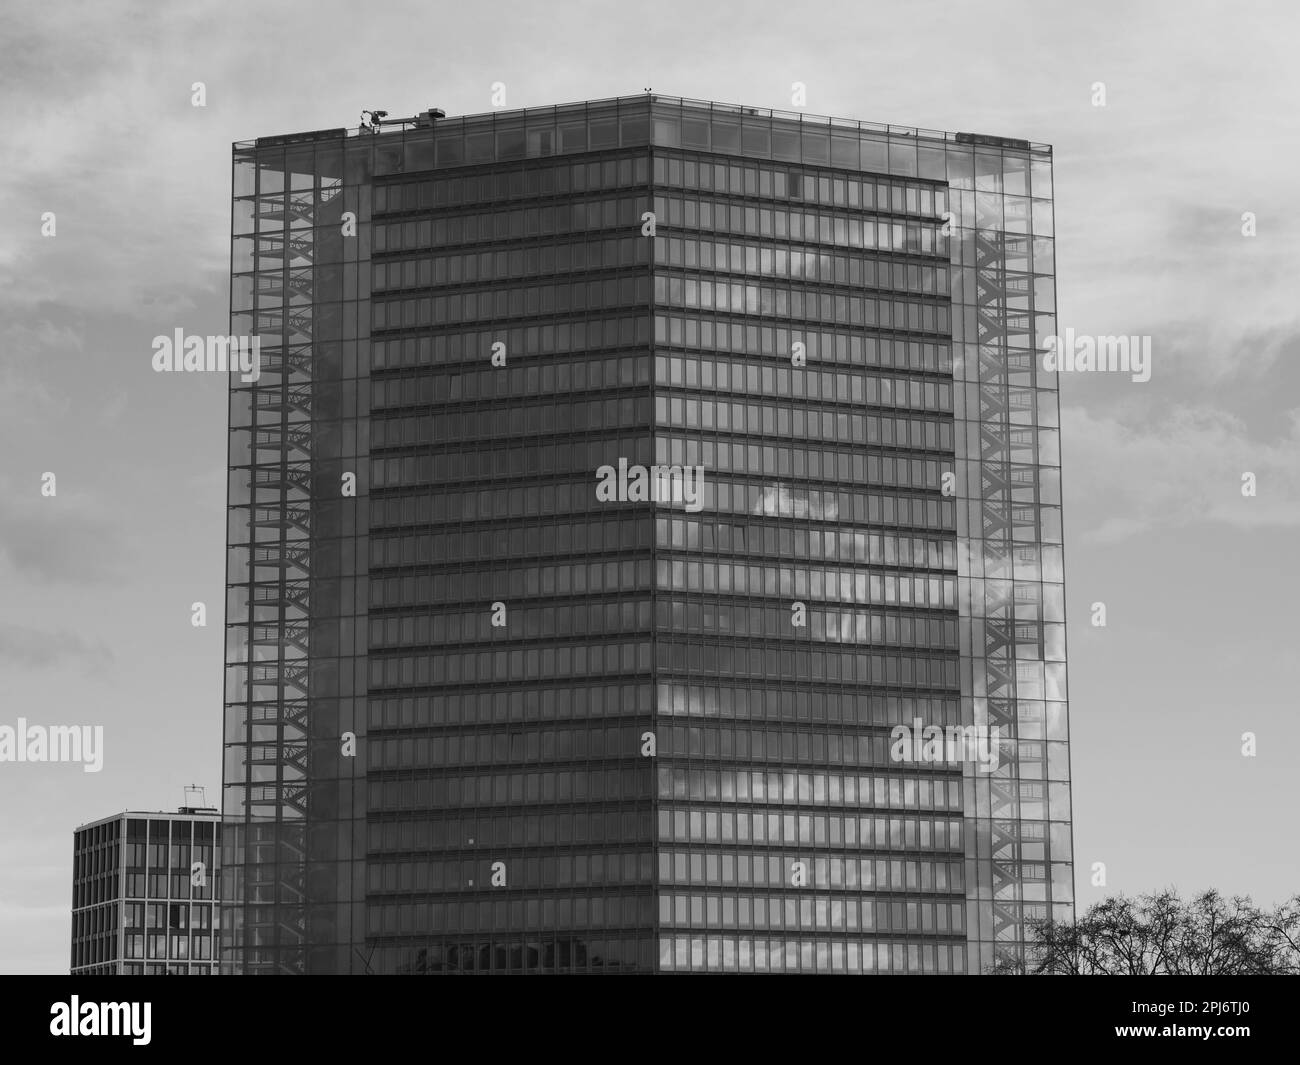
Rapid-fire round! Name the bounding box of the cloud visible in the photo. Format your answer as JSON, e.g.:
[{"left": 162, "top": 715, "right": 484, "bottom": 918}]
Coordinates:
[
  {"left": 0, "top": 621, "right": 113, "bottom": 675},
  {"left": 1063, "top": 404, "right": 1300, "bottom": 543},
  {"left": 0, "top": 2, "right": 231, "bottom": 320},
  {"left": 0, "top": 897, "right": 72, "bottom": 975},
  {"left": 0, "top": 363, "right": 71, "bottom": 423},
  {"left": 1, "top": 318, "right": 85, "bottom": 356},
  {"left": 0, "top": 490, "right": 130, "bottom": 585}
]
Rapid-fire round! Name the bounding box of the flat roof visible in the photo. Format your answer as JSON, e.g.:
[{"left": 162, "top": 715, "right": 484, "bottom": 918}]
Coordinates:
[
  {"left": 75, "top": 808, "right": 221, "bottom": 831},
  {"left": 235, "top": 92, "right": 1050, "bottom": 154}
]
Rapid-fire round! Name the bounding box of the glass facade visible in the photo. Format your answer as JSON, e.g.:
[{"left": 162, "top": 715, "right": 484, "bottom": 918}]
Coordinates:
[
  {"left": 71, "top": 810, "right": 221, "bottom": 975},
  {"left": 223, "top": 95, "right": 1072, "bottom": 974}
]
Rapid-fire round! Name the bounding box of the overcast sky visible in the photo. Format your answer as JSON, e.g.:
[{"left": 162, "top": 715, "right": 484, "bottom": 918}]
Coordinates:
[{"left": 1, "top": 0, "right": 1297, "bottom": 974}]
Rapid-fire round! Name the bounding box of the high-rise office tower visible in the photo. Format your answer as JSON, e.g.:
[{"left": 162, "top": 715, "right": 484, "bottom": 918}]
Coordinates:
[
  {"left": 222, "top": 94, "right": 1072, "bottom": 974},
  {"left": 71, "top": 806, "right": 221, "bottom": 974}
]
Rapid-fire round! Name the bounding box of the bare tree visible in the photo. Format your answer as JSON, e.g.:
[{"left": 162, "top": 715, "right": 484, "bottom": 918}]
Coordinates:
[{"left": 990, "top": 889, "right": 1300, "bottom": 974}]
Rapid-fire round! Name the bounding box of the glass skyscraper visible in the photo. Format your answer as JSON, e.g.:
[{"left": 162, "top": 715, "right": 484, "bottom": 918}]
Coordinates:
[{"left": 222, "top": 94, "right": 1072, "bottom": 974}]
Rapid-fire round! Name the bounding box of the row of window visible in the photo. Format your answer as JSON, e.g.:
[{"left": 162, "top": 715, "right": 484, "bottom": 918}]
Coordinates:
[
  {"left": 370, "top": 390, "right": 651, "bottom": 435},
  {"left": 364, "top": 508, "right": 955, "bottom": 577},
  {"left": 653, "top": 234, "right": 953, "bottom": 296},
  {"left": 369, "top": 192, "right": 948, "bottom": 260},
  {"left": 657, "top": 518, "right": 957, "bottom": 570},
  {"left": 346, "top": 932, "right": 973, "bottom": 973},
  {"left": 701, "top": 476, "right": 953, "bottom": 530},
  {"left": 655, "top": 317, "right": 956, "bottom": 371},
  {"left": 122, "top": 932, "right": 215, "bottom": 961},
  {"left": 367, "top": 852, "right": 653, "bottom": 893},
  {"left": 658, "top": 934, "right": 965, "bottom": 974},
  {"left": 73, "top": 821, "right": 121, "bottom": 851},
  {"left": 120, "top": 873, "right": 215, "bottom": 901},
  {"left": 372, "top": 273, "right": 649, "bottom": 329},
  {"left": 653, "top": 271, "right": 950, "bottom": 334},
  {"left": 72, "top": 877, "right": 119, "bottom": 909},
  {"left": 659, "top": 850, "right": 964, "bottom": 894},
  {"left": 379, "top": 936, "right": 648, "bottom": 973},
  {"left": 367, "top": 685, "right": 651, "bottom": 732},
  {"left": 365, "top": 712, "right": 981, "bottom": 773},
  {"left": 367, "top": 896, "right": 655, "bottom": 937},
  {"left": 370, "top": 600, "right": 655, "bottom": 648},
  {"left": 652, "top": 153, "right": 952, "bottom": 213},
  {"left": 656, "top": 686, "right": 960, "bottom": 729},
  {"left": 368, "top": 436, "right": 949, "bottom": 504},
  {"left": 367, "top": 810, "right": 653, "bottom": 852},
  {"left": 376, "top": 355, "right": 651, "bottom": 407},
  {"left": 361, "top": 892, "right": 966, "bottom": 939},
  {"left": 368, "top": 640, "right": 958, "bottom": 691},
  {"left": 373, "top": 152, "right": 945, "bottom": 217},
  {"left": 368, "top": 723, "right": 644, "bottom": 770},
  {"left": 654, "top": 393, "right": 954, "bottom": 452},
  {"left": 364, "top": 850, "right": 964, "bottom": 897},
  {"left": 373, "top": 179, "right": 949, "bottom": 255},
  {"left": 369, "top": 316, "right": 644, "bottom": 372},
  {"left": 366, "top": 357, "right": 952, "bottom": 437},
  {"left": 658, "top": 767, "right": 963, "bottom": 812},
  {"left": 122, "top": 902, "right": 216, "bottom": 932},
  {"left": 71, "top": 936, "right": 120, "bottom": 968},
  {"left": 366, "top": 315, "right": 942, "bottom": 381},
  {"left": 364, "top": 685, "right": 957, "bottom": 733},
  {"left": 369, "top": 565, "right": 646, "bottom": 613},
  {"left": 660, "top": 893, "right": 966, "bottom": 936},
  {"left": 368, "top": 547, "right": 952, "bottom": 610},
  {"left": 372, "top": 194, "right": 649, "bottom": 252},
  {"left": 118, "top": 841, "right": 216, "bottom": 873},
  {"left": 658, "top": 808, "right": 963, "bottom": 853},
  {"left": 369, "top": 473, "right": 956, "bottom": 535},
  {"left": 71, "top": 936, "right": 117, "bottom": 968},
  {"left": 365, "top": 759, "right": 970, "bottom": 814},
  {"left": 367, "top": 764, "right": 651, "bottom": 810},
  {"left": 72, "top": 843, "right": 120, "bottom": 884},
  {"left": 657, "top": 354, "right": 954, "bottom": 406},
  {"left": 667, "top": 601, "right": 958, "bottom": 650},
  {"left": 668, "top": 604, "right": 957, "bottom": 650},
  {"left": 70, "top": 905, "right": 118, "bottom": 940},
  {"left": 374, "top": 235, "right": 649, "bottom": 291},
  {"left": 366, "top": 516, "right": 649, "bottom": 567},
  {"left": 365, "top": 599, "right": 955, "bottom": 654},
  {"left": 373, "top": 152, "right": 649, "bottom": 213},
  {"left": 371, "top": 230, "right": 954, "bottom": 299},
  {"left": 658, "top": 559, "right": 957, "bottom": 610},
  {"left": 657, "top": 433, "right": 951, "bottom": 493},
  {"left": 653, "top": 193, "right": 943, "bottom": 256},
  {"left": 362, "top": 807, "right": 961, "bottom": 855}
]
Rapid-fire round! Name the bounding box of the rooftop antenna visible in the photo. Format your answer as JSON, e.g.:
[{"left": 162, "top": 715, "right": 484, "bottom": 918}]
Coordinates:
[{"left": 183, "top": 784, "right": 207, "bottom": 809}]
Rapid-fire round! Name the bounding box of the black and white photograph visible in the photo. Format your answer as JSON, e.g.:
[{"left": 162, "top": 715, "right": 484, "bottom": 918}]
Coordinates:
[{"left": 0, "top": 0, "right": 1296, "bottom": 1046}]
